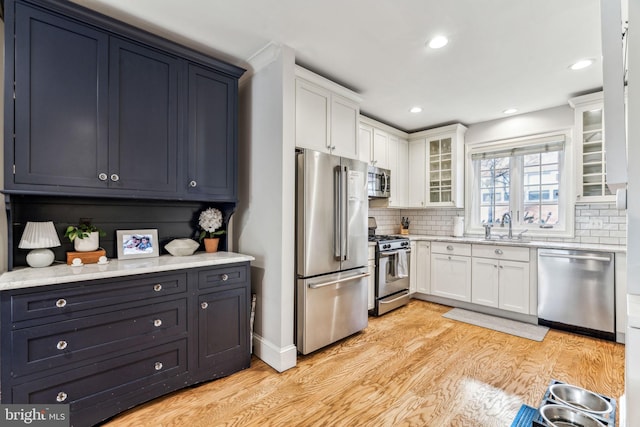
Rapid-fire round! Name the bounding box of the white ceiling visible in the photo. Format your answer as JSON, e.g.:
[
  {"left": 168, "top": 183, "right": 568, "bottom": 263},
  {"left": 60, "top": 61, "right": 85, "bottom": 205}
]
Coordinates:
[{"left": 72, "top": 0, "right": 603, "bottom": 132}]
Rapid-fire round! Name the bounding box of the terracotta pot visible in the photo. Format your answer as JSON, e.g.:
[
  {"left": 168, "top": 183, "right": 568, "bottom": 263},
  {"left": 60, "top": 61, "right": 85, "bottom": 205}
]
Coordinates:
[
  {"left": 204, "top": 238, "right": 219, "bottom": 253},
  {"left": 74, "top": 231, "right": 99, "bottom": 252}
]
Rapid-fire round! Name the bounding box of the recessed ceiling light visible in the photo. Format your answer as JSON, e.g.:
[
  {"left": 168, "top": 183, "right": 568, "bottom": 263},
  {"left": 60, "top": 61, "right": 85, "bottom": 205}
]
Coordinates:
[
  {"left": 428, "top": 35, "right": 448, "bottom": 49},
  {"left": 410, "top": 106, "right": 423, "bottom": 113},
  {"left": 503, "top": 108, "right": 518, "bottom": 114},
  {"left": 570, "top": 59, "right": 594, "bottom": 70}
]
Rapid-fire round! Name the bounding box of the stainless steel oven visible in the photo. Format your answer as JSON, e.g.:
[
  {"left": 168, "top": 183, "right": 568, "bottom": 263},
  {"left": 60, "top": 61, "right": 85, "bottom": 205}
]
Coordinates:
[
  {"left": 367, "top": 165, "right": 390, "bottom": 198},
  {"left": 369, "top": 235, "right": 410, "bottom": 316}
]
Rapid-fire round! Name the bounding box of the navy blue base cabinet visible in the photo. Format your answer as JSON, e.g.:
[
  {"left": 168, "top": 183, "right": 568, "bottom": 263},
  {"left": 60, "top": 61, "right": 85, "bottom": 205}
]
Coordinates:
[
  {"left": 3, "top": 0, "right": 244, "bottom": 202},
  {"left": 0, "top": 262, "right": 251, "bottom": 427}
]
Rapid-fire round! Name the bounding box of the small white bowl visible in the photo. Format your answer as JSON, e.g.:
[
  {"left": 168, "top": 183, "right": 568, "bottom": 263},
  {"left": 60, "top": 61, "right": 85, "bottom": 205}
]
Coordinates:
[{"left": 165, "top": 238, "right": 199, "bottom": 256}]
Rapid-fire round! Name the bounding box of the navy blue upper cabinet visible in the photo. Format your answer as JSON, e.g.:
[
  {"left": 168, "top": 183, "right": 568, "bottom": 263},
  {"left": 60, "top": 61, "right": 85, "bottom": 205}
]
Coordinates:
[
  {"left": 108, "top": 38, "right": 180, "bottom": 194},
  {"left": 185, "top": 65, "right": 238, "bottom": 201},
  {"left": 3, "top": 0, "right": 244, "bottom": 201},
  {"left": 12, "top": 4, "right": 110, "bottom": 190}
]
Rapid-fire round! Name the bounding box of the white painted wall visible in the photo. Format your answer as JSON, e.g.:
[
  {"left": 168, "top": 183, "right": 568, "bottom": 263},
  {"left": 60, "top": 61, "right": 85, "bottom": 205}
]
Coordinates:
[
  {"left": 234, "top": 44, "right": 297, "bottom": 372},
  {"left": 626, "top": 0, "right": 640, "bottom": 425},
  {"left": 465, "top": 104, "right": 574, "bottom": 144}
]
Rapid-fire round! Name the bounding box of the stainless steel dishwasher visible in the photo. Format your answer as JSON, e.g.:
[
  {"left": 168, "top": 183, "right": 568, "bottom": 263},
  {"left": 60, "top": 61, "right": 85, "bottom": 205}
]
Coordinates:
[{"left": 537, "top": 249, "right": 615, "bottom": 341}]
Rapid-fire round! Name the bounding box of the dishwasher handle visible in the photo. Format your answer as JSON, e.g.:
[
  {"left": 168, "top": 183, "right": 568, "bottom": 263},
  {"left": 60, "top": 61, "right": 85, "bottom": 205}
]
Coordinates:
[{"left": 539, "top": 252, "right": 611, "bottom": 263}]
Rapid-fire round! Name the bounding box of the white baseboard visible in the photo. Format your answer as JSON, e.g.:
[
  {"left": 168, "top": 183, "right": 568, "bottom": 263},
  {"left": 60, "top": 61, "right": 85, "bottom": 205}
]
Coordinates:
[{"left": 252, "top": 333, "right": 297, "bottom": 372}]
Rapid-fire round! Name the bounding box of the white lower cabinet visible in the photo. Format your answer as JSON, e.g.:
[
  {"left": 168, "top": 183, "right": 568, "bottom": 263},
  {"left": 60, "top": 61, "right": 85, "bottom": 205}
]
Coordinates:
[
  {"left": 471, "top": 245, "right": 530, "bottom": 314},
  {"left": 368, "top": 245, "right": 375, "bottom": 310},
  {"left": 415, "top": 241, "right": 431, "bottom": 294},
  {"left": 409, "top": 241, "right": 417, "bottom": 294},
  {"left": 430, "top": 242, "right": 471, "bottom": 302}
]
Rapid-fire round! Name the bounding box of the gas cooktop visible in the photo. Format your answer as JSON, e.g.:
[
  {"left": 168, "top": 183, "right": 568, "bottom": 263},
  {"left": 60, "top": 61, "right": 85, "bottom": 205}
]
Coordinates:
[{"left": 368, "top": 234, "right": 408, "bottom": 242}]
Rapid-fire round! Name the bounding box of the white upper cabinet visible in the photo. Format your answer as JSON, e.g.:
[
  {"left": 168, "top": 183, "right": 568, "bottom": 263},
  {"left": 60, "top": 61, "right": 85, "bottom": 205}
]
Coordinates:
[
  {"left": 360, "top": 116, "right": 410, "bottom": 207},
  {"left": 408, "top": 138, "right": 426, "bottom": 207},
  {"left": 408, "top": 124, "right": 466, "bottom": 208},
  {"left": 569, "top": 92, "right": 614, "bottom": 202},
  {"left": 389, "top": 135, "right": 408, "bottom": 207},
  {"left": 295, "top": 66, "right": 361, "bottom": 160},
  {"left": 358, "top": 124, "right": 373, "bottom": 164},
  {"left": 372, "top": 128, "right": 390, "bottom": 169}
]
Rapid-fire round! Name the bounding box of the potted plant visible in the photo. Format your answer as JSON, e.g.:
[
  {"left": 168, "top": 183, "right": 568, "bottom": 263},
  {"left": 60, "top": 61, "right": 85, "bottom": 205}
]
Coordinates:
[
  {"left": 64, "top": 220, "right": 106, "bottom": 252},
  {"left": 198, "top": 207, "right": 226, "bottom": 253}
]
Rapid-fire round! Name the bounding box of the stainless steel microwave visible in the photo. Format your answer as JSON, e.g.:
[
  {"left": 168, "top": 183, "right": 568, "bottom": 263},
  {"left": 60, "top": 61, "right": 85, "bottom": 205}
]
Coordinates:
[{"left": 368, "top": 165, "right": 390, "bottom": 198}]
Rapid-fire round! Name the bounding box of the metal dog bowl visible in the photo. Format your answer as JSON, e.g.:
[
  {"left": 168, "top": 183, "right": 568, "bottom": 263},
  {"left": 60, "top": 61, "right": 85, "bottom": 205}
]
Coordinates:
[
  {"left": 549, "top": 383, "right": 612, "bottom": 415},
  {"left": 539, "top": 404, "right": 605, "bottom": 427}
]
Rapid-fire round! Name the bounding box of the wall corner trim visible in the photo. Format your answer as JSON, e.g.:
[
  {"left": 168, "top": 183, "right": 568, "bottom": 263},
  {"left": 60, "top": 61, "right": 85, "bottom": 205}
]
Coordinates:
[{"left": 252, "top": 333, "right": 297, "bottom": 373}]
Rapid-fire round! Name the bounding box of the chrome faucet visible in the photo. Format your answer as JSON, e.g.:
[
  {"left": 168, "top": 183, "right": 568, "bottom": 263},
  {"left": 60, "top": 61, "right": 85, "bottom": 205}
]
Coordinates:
[{"left": 501, "top": 211, "right": 512, "bottom": 239}]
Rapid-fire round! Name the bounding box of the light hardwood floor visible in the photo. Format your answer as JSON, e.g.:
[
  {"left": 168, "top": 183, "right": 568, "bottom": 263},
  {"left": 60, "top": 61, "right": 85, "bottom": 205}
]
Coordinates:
[{"left": 104, "top": 300, "right": 625, "bottom": 427}]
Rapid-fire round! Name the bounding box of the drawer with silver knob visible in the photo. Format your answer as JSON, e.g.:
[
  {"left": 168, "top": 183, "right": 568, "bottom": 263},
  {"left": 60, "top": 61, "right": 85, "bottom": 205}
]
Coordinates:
[
  {"left": 9, "top": 272, "right": 187, "bottom": 323},
  {"left": 431, "top": 241, "right": 471, "bottom": 256},
  {"left": 11, "top": 299, "right": 187, "bottom": 377},
  {"left": 11, "top": 339, "right": 187, "bottom": 409},
  {"left": 197, "top": 265, "right": 248, "bottom": 290}
]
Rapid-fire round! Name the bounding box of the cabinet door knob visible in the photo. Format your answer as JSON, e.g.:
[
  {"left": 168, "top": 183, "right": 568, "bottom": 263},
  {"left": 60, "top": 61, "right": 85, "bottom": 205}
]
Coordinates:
[
  {"left": 56, "top": 392, "right": 68, "bottom": 402},
  {"left": 189, "top": 180, "right": 197, "bottom": 188},
  {"left": 153, "top": 284, "right": 162, "bottom": 292},
  {"left": 154, "top": 362, "right": 163, "bottom": 371},
  {"left": 499, "top": 265, "right": 504, "bottom": 269},
  {"left": 446, "top": 245, "right": 454, "bottom": 251},
  {"left": 110, "top": 173, "right": 120, "bottom": 182},
  {"left": 221, "top": 274, "right": 229, "bottom": 281},
  {"left": 98, "top": 173, "right": 108, "bottom": 181},
  {"left": 56, "top": 340, "right": 68, "bottom": 350},
  {"left": 201, "top": 302, "right": 208, "bottom": 309},
  {"left": 56, "top": 298, "right": 67, "bottom": 308},
  {"left": 154, "top": 319, "right": 162, "bottom": 327},
  {"left": 495, "top": 249, "right": 503, "bottom": 255}
]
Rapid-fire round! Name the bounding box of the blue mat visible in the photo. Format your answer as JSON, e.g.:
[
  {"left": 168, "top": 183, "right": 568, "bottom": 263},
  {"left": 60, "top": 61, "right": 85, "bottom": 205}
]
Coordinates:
[{"left": 511, "top": 404, "right": 544, "bottom": 427}]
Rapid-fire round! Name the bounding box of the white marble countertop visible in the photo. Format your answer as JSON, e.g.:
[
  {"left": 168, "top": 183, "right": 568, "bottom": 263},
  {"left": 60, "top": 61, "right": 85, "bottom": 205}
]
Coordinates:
[
  {"left": 0, "top": 251, "right": 255, "bottom": 291},
  {"left": 397, "top": 234, "right": 626, "bottom": 253}
]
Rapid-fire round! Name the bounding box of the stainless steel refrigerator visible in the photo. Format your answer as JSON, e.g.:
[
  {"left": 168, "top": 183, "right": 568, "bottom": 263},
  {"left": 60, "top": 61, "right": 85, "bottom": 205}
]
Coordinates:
[{"left": 295, "top": 148, "right": 369, "bottom": 354}]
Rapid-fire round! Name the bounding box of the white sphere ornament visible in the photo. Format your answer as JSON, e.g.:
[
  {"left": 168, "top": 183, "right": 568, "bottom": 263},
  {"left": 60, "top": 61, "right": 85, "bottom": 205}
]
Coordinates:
[{"left": 26, "top": 248, "right": 56, "bottom": 268}]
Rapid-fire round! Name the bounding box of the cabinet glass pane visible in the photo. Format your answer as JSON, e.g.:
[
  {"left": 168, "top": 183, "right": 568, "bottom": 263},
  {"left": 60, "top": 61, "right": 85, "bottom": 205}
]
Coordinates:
[
  {"left": 583, "top": 109, "right": 602, "bottom": 132},
  {"left": 430, "top": 140, "right": 440, "bottom": 155},
  {"left": 441, "top": 138, "right": 452, "bottom": 154},
  {"left": 583, "top": 163, "right": 603, "bottom": 175},
  {"left": 430, "top": 190, "right": 440, "bottom": 202},
  {"left": 584, "top": 131, "right": 603, "bottom": 144}
]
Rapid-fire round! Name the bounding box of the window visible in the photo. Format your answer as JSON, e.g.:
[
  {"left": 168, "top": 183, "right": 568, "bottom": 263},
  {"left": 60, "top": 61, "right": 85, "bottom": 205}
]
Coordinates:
[{"left": 466, "top": 131, "right": 574, "bottom": 236}]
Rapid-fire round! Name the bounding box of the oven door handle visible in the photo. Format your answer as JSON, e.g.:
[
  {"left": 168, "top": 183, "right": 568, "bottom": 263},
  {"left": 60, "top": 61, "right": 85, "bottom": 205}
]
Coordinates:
[
  {"left": 379, "top": 249, "right": 411, "bottom": 258},
  {"left": 379, "top": 290, "right": 410, "bottom": 304},
  {"left": 308, "top": 272, "right": 370, "bottom": 289}
]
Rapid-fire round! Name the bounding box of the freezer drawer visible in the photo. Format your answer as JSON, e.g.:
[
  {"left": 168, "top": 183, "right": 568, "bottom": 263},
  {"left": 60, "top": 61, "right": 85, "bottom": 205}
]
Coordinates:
[
  {"left": 538, "top": 249, "right": 614, "bottom": 340},
  {"left": 296, "top": 269, "right": 369, "bottom": 355}
]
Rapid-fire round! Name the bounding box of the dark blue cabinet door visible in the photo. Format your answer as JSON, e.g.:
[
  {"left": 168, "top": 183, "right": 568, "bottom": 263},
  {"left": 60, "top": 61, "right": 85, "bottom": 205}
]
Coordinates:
[
  {"left": 13, "top": 4, "right": 109, "bottom": 189},
  {"left": 186, "top": 64, "right": 238, "bottom": 201},
  {"left": 108, "top": 38, "right": 180, "bottom": 194}
]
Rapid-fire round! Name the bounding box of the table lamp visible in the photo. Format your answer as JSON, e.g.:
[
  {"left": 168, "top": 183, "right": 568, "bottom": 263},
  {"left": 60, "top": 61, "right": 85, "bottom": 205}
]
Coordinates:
[{"left": 18, "top": 221, "right": 61, "bottom": 268}]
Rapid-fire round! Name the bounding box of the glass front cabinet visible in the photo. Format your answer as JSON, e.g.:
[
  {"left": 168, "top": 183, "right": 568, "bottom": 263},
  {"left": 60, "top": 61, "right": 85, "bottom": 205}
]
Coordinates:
[
  {"left": 410, "top": 123, "right": 467, "bottom": 208},
  {"left": 569, "top": 92, "right": 614, "bottom": 202}
]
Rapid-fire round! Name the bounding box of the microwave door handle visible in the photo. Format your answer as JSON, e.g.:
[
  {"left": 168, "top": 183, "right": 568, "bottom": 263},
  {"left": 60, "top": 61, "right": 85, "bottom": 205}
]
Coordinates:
[
  {"left": 383, "top": 172, "right": 389, "bottom": 194},
  {"left": 342, "top": 165, "right": 349, "bottom": 261}
]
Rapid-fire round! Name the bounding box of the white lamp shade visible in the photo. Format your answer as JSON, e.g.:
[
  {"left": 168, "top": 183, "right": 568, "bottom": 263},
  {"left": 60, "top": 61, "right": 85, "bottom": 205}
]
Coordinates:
[{"left": 18, "top": 221, "right": 61, "bottom": 249}]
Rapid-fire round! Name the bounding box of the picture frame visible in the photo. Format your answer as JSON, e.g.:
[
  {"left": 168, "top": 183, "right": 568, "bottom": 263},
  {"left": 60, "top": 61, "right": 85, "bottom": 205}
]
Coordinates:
[{"left": 116, "top": 229, "right": 159, "bottom": 260}]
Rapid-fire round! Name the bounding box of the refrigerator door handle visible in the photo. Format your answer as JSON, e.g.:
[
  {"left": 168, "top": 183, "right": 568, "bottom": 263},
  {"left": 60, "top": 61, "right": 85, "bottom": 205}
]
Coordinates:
[
  {"left": 308, "top": 272, "right": 370, "bottom": 289},
  {"left": 342, "top": 165, "right": 349, "bottom": 261},
  {"left": 334, "top": 166, "right": 342, "bottom": 259}
]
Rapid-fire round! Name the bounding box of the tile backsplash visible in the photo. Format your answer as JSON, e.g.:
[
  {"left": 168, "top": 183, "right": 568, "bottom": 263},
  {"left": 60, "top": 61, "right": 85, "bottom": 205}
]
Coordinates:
[{"left": 369, "top": 203, "right": 627, "bottom": 246}]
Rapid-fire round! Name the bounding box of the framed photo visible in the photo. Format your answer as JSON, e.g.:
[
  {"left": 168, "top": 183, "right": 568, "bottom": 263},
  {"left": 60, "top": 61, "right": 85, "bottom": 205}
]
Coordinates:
[{"left": 116, "top": 229, "right": 159, "bottom": 260}]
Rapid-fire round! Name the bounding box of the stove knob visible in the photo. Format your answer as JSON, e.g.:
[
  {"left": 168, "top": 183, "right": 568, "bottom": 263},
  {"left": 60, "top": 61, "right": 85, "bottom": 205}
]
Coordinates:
[{"left": 383, "top": 244, "right": 390, "bottom": 249}]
